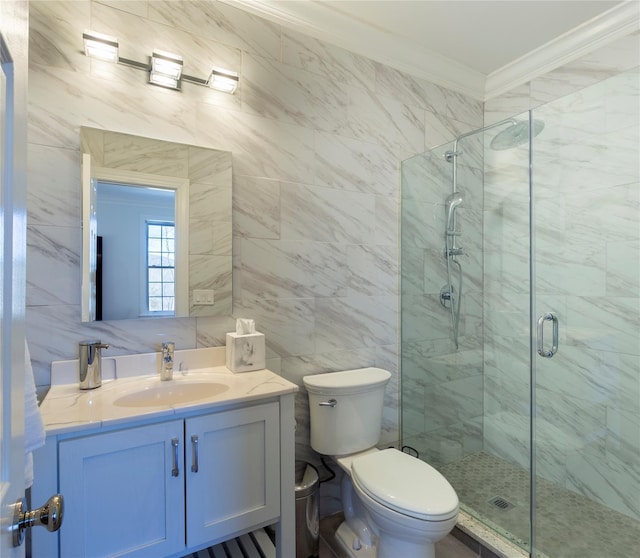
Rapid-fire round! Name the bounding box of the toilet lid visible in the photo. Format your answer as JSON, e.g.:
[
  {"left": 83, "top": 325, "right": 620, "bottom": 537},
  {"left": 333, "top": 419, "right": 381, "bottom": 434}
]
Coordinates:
[{"left": 351, "top": 449, "right": 459, "bottom": 521}]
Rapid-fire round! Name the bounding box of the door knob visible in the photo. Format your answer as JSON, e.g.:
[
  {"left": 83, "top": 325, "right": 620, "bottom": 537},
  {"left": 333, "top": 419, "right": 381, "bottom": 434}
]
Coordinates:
[{"left": 12, "top": 494, "right": 64, "bottom": 547}]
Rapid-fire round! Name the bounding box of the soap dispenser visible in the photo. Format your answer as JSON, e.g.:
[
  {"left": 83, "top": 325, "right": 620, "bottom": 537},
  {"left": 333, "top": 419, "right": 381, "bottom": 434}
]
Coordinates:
[{"left": 78, "top": 340, "right": 109, "bottom": 390}]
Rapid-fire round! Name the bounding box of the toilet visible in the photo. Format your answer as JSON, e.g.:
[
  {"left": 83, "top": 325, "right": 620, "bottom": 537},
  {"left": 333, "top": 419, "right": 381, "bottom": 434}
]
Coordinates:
[{"left": 303, "top": 367, "right": 459, "bottom": 558}]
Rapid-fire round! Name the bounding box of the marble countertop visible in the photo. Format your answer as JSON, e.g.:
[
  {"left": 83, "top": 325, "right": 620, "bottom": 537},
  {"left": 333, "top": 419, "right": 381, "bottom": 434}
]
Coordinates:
[{"left": 41, "top": 349, "right": 298, "bottom": 436}]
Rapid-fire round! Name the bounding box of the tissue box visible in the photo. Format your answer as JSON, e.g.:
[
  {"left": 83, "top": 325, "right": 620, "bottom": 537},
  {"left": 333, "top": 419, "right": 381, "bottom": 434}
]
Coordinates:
[{"left": 226, "top": 332, "right": 265, "bottom": 373}]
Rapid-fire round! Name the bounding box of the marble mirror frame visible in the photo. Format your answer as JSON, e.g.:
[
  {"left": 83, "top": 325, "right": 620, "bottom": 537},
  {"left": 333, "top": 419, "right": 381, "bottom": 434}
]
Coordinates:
[{"left": 80, "top": 127, "right": 233, "bottom": 322}]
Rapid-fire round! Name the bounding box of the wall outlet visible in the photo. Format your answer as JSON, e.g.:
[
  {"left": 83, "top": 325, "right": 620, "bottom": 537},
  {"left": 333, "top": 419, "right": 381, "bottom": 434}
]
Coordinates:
[{"left": 193, "top": 289, "right": 214, "bottom": 305}]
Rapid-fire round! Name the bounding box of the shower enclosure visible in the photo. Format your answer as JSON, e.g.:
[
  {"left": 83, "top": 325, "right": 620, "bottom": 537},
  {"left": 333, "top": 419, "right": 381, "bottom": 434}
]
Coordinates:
[{"left": 400, "top": 67, "right": 639, "bottom": 558}]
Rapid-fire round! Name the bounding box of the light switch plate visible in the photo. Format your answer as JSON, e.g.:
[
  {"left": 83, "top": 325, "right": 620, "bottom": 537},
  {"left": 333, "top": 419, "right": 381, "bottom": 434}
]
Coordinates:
[{"left": 193, "top": 289, "right": 214, "bottom": 305}]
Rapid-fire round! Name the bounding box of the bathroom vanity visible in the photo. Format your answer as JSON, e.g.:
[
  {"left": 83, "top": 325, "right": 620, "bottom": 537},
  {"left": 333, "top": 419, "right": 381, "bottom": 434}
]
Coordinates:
[{"left": 31, "top": 347, "right": 297, "bottom": 558}]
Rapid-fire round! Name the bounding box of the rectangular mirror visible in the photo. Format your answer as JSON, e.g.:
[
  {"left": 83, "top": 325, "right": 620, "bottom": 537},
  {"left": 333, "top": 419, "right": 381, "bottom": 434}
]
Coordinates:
[{"left": 81, "top": 128, "right": 232, "bottom": 322}]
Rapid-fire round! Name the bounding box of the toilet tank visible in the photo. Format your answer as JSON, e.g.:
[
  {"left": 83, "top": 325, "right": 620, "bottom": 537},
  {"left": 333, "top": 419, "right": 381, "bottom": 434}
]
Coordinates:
[{"left": 303, "top": 368, "right": 391, "bottom": 456}]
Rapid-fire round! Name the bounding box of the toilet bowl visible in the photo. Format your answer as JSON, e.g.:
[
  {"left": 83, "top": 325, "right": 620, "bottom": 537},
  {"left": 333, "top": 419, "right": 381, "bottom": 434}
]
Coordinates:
[{"left": 303, "top": 368, "right": 459, "bottom": 558}]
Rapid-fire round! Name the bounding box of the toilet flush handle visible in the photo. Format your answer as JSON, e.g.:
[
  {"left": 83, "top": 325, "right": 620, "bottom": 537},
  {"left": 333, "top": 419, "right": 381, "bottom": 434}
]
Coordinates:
[{"left": 319, "top": 398, "right": 337, "bottom": 408}]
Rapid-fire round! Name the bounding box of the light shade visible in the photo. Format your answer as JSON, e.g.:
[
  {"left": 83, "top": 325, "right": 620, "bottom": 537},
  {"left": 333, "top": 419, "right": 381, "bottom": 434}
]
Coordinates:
[
  {"left": 83, "top": 31, "right": 119, "bottom": 63},
  {"left": 208, "top": 67, "right": 239, "bottom": 94},
  {"left": 149, "top": 49, "right": 183, "bottom": 90}
]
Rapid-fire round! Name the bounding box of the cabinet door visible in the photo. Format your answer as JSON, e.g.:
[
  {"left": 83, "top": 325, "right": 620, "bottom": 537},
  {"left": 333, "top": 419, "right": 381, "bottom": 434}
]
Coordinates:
[
  {"left": 59, "top": 421, "right": 185, "bottom": 558},
  {"left": 186, "top": 402, "right": 280, "bottom": 547}
]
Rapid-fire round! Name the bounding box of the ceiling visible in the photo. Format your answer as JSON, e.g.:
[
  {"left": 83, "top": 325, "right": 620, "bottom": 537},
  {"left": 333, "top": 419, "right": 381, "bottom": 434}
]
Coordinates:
[{"left": 225, "top": 0, "right": 639, "bottom": 99}]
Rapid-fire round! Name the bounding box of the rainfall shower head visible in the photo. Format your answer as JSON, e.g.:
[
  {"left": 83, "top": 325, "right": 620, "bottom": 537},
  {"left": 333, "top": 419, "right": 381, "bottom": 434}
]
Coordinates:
[{"left": 490, "top": 119, "right": 545, "bottom": 150}]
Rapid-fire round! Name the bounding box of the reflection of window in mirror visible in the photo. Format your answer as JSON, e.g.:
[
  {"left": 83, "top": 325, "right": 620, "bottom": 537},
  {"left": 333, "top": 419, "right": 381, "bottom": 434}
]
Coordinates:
[
  {"left": 96, "top": 182, "right": 175, "bottom": 320},
  {"left": 146, "top": 221, "right": 175, "bottom": 315}
]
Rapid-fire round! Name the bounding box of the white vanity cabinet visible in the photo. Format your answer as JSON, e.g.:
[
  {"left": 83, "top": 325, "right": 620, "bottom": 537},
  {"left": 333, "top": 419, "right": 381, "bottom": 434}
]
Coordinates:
[{"left": 35, "top": 399, "right": 290, "bottom": 558}]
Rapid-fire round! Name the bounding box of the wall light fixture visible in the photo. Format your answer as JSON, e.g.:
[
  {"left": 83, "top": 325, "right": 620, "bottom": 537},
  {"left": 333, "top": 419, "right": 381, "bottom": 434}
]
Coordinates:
[
  {"left": 83, "top": 31, "right": 119, "bottom": 63},
  {"left": 82, "top": 31, "right": 239, "bottom": 94},
  {"left": 208, "top": 67, "right": 239, "bottom": 94}
]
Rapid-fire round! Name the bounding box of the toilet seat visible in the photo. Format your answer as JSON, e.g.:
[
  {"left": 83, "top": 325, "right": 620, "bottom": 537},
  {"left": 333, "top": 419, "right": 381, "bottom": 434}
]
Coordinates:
[{"left": 351, "top": 449, "right": 459, "bottom": 522}]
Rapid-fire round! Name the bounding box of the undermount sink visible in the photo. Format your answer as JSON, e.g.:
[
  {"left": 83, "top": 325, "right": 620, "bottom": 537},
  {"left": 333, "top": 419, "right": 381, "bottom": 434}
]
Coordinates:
[{"left": 113, "top": 381, "right": 230, "bottom": 407}]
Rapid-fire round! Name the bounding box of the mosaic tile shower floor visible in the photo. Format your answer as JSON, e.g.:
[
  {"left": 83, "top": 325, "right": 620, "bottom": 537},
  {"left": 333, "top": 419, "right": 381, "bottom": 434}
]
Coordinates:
[{"left": 440, "top": 452, "right": 640, "bottom": 558}]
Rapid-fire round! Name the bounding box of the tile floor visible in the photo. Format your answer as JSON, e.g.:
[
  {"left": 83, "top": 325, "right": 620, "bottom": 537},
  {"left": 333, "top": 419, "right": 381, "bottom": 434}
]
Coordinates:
[{"left": 440, "top": 452, "right": 640, "bottom": 558}]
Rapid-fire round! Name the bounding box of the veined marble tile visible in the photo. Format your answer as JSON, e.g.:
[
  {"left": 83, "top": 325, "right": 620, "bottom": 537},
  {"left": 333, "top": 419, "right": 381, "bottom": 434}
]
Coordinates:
[
  {"left": 194, "top": 314, "right": 237, "bottom": 347},
  {"left": 422, "top": 375, "right": 483, "bottom": 432},
  {"left": 401, "top": 293, "right": 452, "bottom": 343},
  {"left": 484, "top": 83, "right": 532, "bottom": 126},
  {"left": 211, "top": 221, "right": 232, "bottom": 256},
  {"left": 189, "top": 183, "right": 232, "bottom": 222},
  {"left": 401, "top": 200, "right": 442, "bottom": 251},
  {"left": 339, "top": 84, "right": 425, "bottom": 160},
  {"left": 196, "top": 104, "right": 315, "bottom": 184},
  {"left": 29, "top": 0, "right": 90, "bottom": 73},
  {"left": 27, "top": 144, "right": 81, "bottom": 228},
  {"left": 238, "top": 238, "right": 348, "bottom": 299},
  {"left": 483, "top": 202, "right": 530, "bottom": 253},
  {"left": 537, "top": 346, "right": 640, "bottom": 414},
  {"left": 530, "top": 33, "right": 640, "bottom": 108},
  {"left": 536, "top": 388, "right": 607, "bottom": 455},
  {"left": 96, "top": 1, "right": 148, "bottom": 18},
  {"left": 188, "top": 254, "right": 232, "bottom": 316},
  {"left": 400, "top": 245, "right": 424, "bottom": 297},
  {"left": 280, "top": 182, "right": 375, "bottom": 243},
  {"left": 147, "top": 0, "right": 280, "bottom": 60},
  {"left": 346, "top": 244, "right": 398, "bottom": 297},
  {"left": 314, "top": 131, "right": 398, "bottom": 196},
  {"left": 401, "top": 146, "right": 453, "bottom": 203},
  {"left": 241, "top": 53, "right": 347, "bottom": 133},
  {"left": 483, "top": 412, "right": 530, "bottom": 471},
  {"left": 420, "top": 247, "right": 448, "bottom": 296},
  {"left": 374, "top": 62, "right": 483, "bottom": 128},
  {"left": 607, "top": 239, "right": 640, "bottom": 297},
  {"left": 26, "top": 304, "right": 197, "bottom": 389},
  {"left": 102, "top": 132, "right": 189, "bottom": 177},
  {"left": 424, "top": 113, "right": 478, "bottom": 150},
  {"left": 314, "top": 295, "right": 397, "bottom": 353},
  {"left": 26, "top": 226, "right": 80, "bottom": 307},
  {"left": 234, "top": 298, "right": 316, "bottom": 357},
  {"left": 282, "top": 29, "right": 376, "bottom": 92},
  {"left": 484, "top": 242, "right": 530, "bottom": 295},
  {"left": 565, "top": 447, "right": 640, "bottom": 520},
  {"left": 188, "top": 147, "right": 232, "bottom": 185},
  {"left": 565, "top": 295, "right": 640, "bottom": 355},
  {"left": 375, "top": 195, "right": 399, "bottom": 246},
  {"left": 401, "top": 381, "right": 426, "bottom": 437},
  {"left": 232, "top": 176, "right": 280, "bottom": 239},
  {"left": 605, "top": 406, "right": 640, "bottom": 464},
  {"left": 29, "top": 64, "right": 199, "bottom": 151},
  {"left": 403, "top": 346, "right": 483, "bottom": 387}
]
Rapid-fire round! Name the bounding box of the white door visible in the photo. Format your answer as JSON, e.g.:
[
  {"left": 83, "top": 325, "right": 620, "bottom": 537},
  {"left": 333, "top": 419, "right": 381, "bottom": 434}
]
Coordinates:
[{"left": 0, "top": 4, "right": 27, "bottom": 555}]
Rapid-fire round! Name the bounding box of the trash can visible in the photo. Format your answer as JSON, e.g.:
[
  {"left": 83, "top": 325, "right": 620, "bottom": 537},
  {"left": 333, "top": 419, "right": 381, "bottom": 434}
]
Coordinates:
[{"left": 295, "top": 461, "right": 319, "bottom": 558}]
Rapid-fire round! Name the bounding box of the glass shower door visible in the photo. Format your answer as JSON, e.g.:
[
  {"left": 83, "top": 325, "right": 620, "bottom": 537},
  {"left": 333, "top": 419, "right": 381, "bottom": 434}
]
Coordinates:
[{"left": 531, "top": 67, "right": 640, "bottom": 558}]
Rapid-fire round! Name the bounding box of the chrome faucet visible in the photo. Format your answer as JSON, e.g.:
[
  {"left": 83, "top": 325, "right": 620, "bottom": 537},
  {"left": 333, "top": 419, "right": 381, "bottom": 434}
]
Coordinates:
[
  {"left": 78, "top": 340, "right": 109, "bottom": 390},
  {"left": 161, "top": 342, "right": 175, "bottom": 381}
]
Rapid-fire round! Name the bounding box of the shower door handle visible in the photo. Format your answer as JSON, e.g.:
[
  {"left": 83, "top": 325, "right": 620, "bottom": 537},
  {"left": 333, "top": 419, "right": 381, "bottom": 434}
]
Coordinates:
[{"left": 537, "top": 313, "right": 558, "bottom": 358}]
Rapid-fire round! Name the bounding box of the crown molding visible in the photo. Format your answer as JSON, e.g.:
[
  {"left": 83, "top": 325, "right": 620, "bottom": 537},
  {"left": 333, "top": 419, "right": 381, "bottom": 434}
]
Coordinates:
[
  {"left": 222, "top": 0, "right": 639, "bottom": 103},
  {"left": 221, "top": 0, "right": 486, "bottom": 100},
  {"left": 485, "top": 0, "right": 640, "bottom": 100}
]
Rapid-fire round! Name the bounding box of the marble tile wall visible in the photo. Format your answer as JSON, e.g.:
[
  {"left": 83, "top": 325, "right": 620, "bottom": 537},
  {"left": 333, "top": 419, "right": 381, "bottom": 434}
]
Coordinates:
[
  {"left": 400, "top": 134, "right": 485, "bottom": 468},
  {"left": 484, "top": 32, "right": 640, "bottom": 521},
  {"left": 26, "top": 0, "right": 482, "bottom": 474}
]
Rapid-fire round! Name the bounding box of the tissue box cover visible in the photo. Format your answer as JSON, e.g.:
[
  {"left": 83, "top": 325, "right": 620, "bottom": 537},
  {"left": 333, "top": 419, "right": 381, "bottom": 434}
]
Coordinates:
[{"left": 226, "top": 332, "right": 265, "bottom": 372}]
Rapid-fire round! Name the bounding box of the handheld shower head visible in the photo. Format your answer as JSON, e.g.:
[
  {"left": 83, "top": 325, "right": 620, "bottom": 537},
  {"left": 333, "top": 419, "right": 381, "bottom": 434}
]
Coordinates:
[{"left": 445, "top": 192, "right": 464, "bottom": 232}]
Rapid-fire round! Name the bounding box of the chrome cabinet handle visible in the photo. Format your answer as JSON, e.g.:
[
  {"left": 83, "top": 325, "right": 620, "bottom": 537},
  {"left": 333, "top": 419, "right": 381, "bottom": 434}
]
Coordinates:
[
  {"left": 171, "top": 438, "right": 179, "bottom": 477},
  {"left": 537, "top": 312, "right": 558, "bottom": 358},
  {"left": 319, "top": 399, "right": 337, "bottom": 407},
  {"left": 191, "top": 435, "right": 199, "bottom": 473}
]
